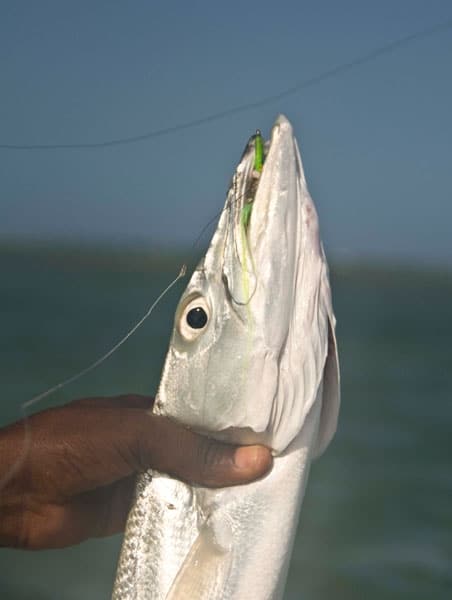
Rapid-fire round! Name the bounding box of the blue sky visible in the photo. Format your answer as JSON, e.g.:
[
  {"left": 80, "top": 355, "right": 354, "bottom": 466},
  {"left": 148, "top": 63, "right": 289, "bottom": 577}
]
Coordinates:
[{"left": 1, "top": 1, "right": 451, "bottom": 265}]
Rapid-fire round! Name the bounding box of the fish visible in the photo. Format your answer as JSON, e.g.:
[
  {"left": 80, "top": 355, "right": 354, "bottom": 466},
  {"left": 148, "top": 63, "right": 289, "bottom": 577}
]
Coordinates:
[{"left": 112, "top": 114, "right": 340, "bottom": 600}]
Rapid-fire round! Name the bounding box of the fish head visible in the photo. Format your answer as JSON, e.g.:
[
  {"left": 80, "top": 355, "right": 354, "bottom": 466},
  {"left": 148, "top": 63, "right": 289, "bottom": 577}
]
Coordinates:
[{"left": 156, "top": 115, "right": 340, "bottom": 455}]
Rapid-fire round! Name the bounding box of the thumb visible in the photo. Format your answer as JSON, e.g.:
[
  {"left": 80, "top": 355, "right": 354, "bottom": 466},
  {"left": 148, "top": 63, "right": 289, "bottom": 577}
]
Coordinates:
[{"left": 124, "top": 412, "right": 273, "bottom": 488}]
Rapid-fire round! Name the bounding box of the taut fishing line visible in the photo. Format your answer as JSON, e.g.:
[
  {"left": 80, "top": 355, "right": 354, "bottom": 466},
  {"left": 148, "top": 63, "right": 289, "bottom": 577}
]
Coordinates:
[{"left": 23, "top": 265, "right": 187, "bottom": 412}]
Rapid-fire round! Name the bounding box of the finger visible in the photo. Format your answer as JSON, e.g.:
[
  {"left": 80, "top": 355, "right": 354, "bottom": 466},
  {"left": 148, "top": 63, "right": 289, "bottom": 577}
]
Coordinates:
[{"left": 69, "top": 394, "right": 154, "bottom": 410}]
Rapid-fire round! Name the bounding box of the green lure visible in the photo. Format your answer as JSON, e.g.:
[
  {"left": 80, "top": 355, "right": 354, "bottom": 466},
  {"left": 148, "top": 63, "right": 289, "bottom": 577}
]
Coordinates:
[
  {"left": 253, "top": 129, "right": 264, "bottom": 173},
  {"left": 241, "top": 130, "right": 264, "bottom": 231},
  {"left": 240, "top": 203, "right": 253, "bottom": 229}
]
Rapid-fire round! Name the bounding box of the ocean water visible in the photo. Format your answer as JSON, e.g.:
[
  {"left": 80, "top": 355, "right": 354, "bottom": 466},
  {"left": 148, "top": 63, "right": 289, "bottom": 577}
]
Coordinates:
[{"left": 0, "top": 244, "right": 451, "bottom": 599}]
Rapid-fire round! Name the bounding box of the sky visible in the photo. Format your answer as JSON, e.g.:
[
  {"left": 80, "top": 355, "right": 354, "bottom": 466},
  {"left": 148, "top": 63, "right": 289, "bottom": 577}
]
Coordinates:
[{"left": 1, "top": 0, "right": 452, "bottom": 266}]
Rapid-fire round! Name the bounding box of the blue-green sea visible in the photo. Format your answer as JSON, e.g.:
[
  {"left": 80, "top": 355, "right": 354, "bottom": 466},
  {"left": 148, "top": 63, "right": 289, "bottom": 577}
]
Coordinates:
[{"left": 0, "top": 243, "right": 451, "bottom": 599}]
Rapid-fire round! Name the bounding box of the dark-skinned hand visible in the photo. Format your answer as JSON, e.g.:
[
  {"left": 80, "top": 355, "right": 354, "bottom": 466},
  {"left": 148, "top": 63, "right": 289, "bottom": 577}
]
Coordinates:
[{"left": 0, "top": 395, "right": 272, "bottom": 550}]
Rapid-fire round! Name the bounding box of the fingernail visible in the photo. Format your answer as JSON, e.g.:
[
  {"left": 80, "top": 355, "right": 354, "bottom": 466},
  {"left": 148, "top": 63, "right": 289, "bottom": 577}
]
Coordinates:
[{"left": 234, "top": 445, "right": 270, "bottom": 471}]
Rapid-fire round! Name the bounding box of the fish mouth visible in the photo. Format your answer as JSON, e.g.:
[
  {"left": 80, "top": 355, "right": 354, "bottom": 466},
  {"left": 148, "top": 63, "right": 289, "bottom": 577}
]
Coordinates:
[
  {"left": 221, "top": 114, "right": 306, "bottom": 308},
  {"left": 233, "top": 114, "right": 299, "bottom": 232},
  {"left": 236, "top": 129, "right": 267, "bottom": 232}
]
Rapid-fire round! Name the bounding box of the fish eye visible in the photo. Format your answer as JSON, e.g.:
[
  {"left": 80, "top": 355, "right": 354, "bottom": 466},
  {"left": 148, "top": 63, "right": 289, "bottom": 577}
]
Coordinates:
[
  {"left": 186, "top": 307, "right": 208, "bottom": 329},
  {"left": 178, "top": 296, "right": 210, "bottom": 341}
]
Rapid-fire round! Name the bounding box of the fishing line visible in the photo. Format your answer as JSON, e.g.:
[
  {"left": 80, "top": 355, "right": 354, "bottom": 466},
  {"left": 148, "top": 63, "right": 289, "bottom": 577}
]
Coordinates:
[
  {"left": 186, "top": 186, "right": 250, "bottom": 267},
  {"left": 23, "top": 264, "right": 186, "bottom": 411},
  {"left": 188, "top": 209, "right": 224, "bottom": 254},
  {"left": 1, "top": 16, "right": 451, "bottom": 150},
  {"left": 0, "top": 265, "right": 186, "bottom": 491}
]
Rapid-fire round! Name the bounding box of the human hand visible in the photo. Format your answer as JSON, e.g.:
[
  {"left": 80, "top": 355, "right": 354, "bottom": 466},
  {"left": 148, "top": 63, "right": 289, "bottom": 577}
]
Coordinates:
[{"left": 0, "top": 395, "right": 272, "bottom": 550}]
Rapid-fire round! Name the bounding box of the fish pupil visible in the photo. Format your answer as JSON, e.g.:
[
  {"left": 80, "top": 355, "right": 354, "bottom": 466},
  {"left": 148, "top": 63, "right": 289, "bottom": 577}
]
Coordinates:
[{"left": 186, "top": 307, "right": 208, "bottom": 329}]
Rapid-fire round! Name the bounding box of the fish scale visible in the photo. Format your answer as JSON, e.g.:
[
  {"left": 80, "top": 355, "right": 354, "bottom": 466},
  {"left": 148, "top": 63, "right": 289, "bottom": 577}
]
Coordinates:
[{"left": 114, "top": 473, "right": 200, "bottom": 599}]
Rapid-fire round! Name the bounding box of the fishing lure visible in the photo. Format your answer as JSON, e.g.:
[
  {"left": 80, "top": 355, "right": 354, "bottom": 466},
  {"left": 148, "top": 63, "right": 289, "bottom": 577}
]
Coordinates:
[{"left": 241, "top": 130, "right": 265, "bottom": 231}]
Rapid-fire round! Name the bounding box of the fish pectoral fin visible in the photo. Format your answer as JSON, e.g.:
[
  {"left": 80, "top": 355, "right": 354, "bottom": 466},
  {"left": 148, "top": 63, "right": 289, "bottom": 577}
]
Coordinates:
[{"left": 165, "top": 522, "right": 232, "bottom": 600}]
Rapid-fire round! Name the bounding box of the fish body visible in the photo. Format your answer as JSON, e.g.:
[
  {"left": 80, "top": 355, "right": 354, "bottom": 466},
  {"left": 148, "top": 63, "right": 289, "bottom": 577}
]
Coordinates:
[{"left": 113, "top": 115, "right": 340, "bottom": 599}]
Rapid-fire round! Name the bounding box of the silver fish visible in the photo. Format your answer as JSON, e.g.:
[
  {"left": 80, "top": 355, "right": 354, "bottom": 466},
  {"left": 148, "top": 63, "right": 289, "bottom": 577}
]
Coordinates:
[{"left": 112, "top": 115, "right": 340, "bottom": 599}]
